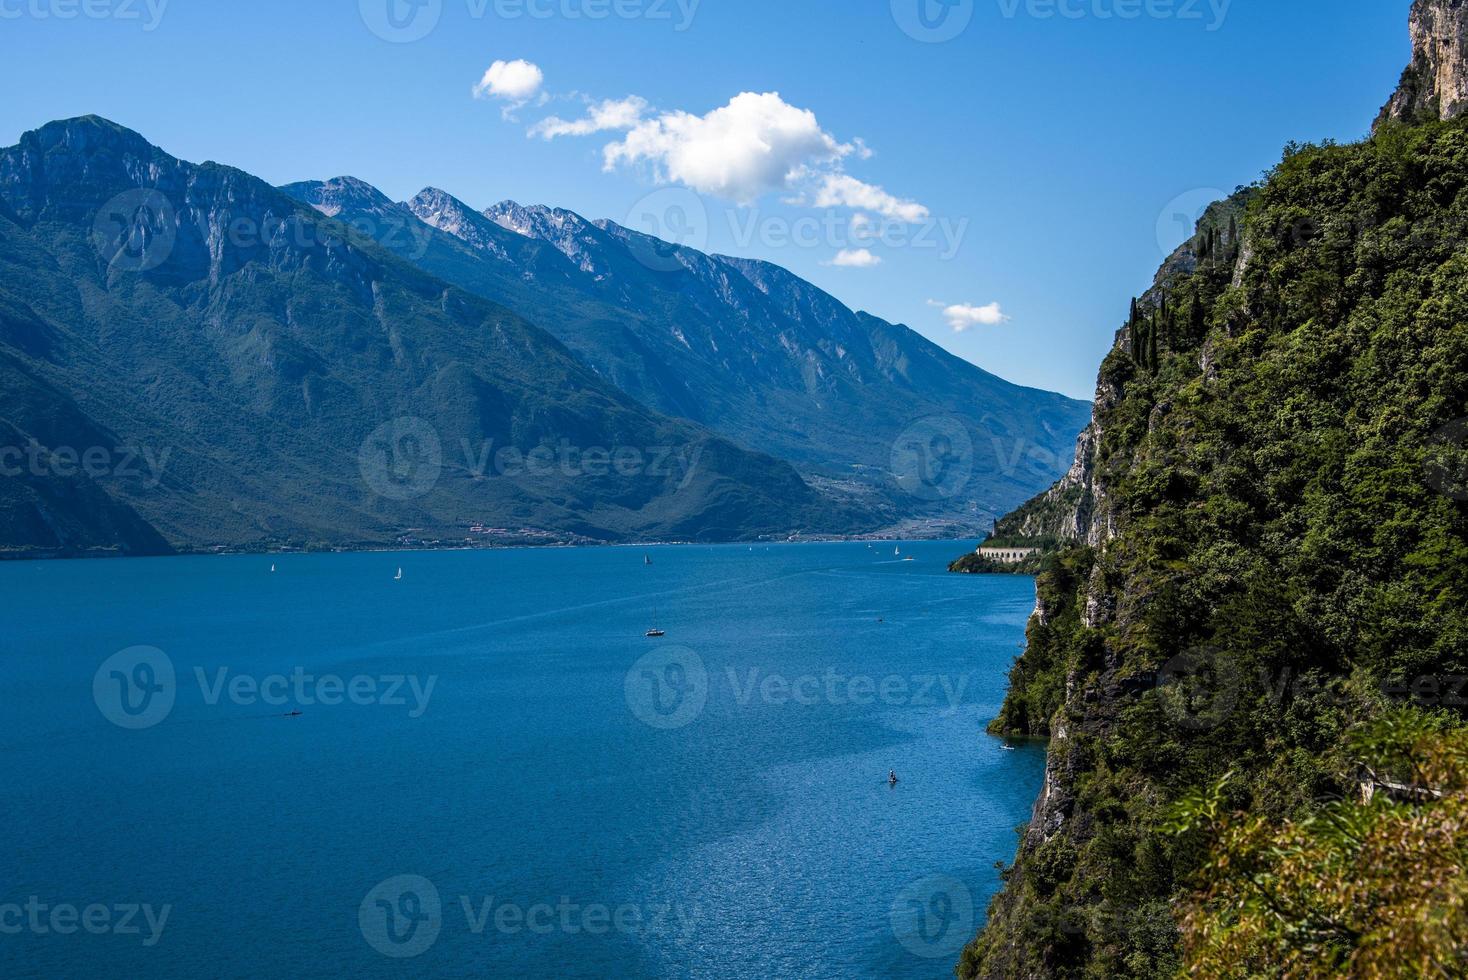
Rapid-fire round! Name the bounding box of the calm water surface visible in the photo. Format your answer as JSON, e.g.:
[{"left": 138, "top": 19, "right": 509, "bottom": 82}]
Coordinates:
[{"left": 0, "top": 541, "right": 1044, "bottom": 979}]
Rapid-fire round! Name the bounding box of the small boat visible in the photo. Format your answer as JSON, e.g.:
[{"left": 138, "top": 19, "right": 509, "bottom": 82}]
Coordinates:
[
  {"left": 270, "top": 563, "right": 276, "bottom": 573},
  {"left": 644, "top": 554, "right": 653, "bottom": 566},
  {"left": 888, "top": 771, "right": 900, "bottom": 787},
  {"left": 645, "top": 629, "right": 666, "bottom": 638},
  {"left": 394, "top": 567, "right": 403, "bottom": 581},
  {"left": 903, "top": 556, "right": 916, "bottom": 562},
  {"left": 894, "top": 545, "right": 901, "bottom": 556}
]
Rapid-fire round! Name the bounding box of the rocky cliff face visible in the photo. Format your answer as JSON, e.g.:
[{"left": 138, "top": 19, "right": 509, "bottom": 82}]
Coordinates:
[{"left": 1380, "top": 0, "right": 1468, "bottom": 127}]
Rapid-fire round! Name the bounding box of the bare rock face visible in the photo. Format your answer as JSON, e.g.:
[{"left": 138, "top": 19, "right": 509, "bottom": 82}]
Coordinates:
[{"left": 1379, "top": 0, "right": 1468, "bottom": 128}]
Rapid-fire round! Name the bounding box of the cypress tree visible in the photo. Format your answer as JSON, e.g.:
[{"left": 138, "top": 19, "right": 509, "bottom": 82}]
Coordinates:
[
  {"left": 1149, "top": 315, "right": 1160, "bottom": 370},
  {"left": 1129, "top": 298, "right": 1141, "bottom": 363}
]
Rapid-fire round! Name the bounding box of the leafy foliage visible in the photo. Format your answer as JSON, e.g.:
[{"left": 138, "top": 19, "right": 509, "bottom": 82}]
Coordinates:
[
  {"left": 963, "top": 119, "right": 1468, "bottom": 977},
  {"left": 1175, "top": 711, "right": 1468, "bottom": 978}
]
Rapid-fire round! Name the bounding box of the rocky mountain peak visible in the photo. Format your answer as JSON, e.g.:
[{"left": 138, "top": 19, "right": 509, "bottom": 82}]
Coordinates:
[
  {"left": 279, "top": 176, "right": 394, "bottom": 217},
  {"left": 405, "top": 187, "right": 510, "bottom": 260},
  {"left": 484, "top": 200, "right": 607, "bottom": 275},
  {"left": 1379, "top": 0, "right": 1468, "bottom": 128}
]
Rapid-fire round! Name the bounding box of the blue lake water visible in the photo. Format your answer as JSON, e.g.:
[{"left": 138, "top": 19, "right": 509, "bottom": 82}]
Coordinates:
[{"left": 0, "top": 540, "right": 1044, "bottom": 979}]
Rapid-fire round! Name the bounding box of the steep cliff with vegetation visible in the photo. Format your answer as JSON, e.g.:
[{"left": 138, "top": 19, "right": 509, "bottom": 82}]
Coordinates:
[{"left": 962, "top": 7, "right": 1468, "bottom": 973}]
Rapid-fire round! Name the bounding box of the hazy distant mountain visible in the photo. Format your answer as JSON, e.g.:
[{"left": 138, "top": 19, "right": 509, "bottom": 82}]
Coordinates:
[
  {"left": 279, "top": 178, "right": 1092, "bottom": 535},
  {"left": 0, "top": 117, "right": 870, "bottom": 557}
]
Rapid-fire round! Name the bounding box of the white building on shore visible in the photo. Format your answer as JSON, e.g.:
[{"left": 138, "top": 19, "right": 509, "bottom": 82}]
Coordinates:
[{"left": 978, "top": 545, "right": 1039, "bottom": 564}]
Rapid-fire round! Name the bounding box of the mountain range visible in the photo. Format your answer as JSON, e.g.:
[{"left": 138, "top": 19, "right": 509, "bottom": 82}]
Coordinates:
[
  {"left": 0, "top": 116, "right": 1088, "bottom": 558},
  {"left": 279, "top": 175, "right": 1091, "bottom": 532}
]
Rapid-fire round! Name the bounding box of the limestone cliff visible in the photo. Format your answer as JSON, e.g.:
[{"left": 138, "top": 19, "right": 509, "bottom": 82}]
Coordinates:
[{"left": 1379, "top": 0, "right": 1468, "bottom": 128}]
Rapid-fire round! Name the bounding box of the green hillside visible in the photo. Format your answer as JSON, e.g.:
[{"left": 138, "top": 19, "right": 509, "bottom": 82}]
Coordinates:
[{"left": 961, "top": 117, "right": 1468, "bottom": 977}]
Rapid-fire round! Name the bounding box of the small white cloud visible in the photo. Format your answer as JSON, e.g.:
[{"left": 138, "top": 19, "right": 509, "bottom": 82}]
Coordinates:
[
  {"left": 815, "top": 175, "right": 929, "bottom": 223},
  {"left": 929, "top": 300, "right": 1010, "bottom": 331},
  {"left": 473, "top": 59, "right": 545, "bottom": 104},
  {"left": 604, "top": 91, "right": 854, "bottom": 204},
  {"left": 827, "top": 248, "right": 882, "bottom": 268},
  {"left": 530, "top": 96, "right": 650, "bottom": 140}
]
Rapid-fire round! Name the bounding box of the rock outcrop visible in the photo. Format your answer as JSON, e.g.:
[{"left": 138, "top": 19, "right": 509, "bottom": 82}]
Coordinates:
[{"left": 1379, "top": 0, "right": 1468, "bottom": 128}]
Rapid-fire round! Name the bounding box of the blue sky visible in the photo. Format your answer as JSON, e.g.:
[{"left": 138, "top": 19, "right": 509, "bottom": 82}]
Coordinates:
[{"left": 0, "top": 0, "right": 1411, "bottom": 398}]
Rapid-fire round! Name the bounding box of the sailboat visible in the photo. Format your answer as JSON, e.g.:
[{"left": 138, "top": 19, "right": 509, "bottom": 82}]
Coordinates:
[
  {"left": 646, "top": 606, "right": 665, "bottom": 638},
  {"left": 394, "top": 567, "right": 403, "bottom": 581},
  {"left": 894, "top": 545, "right": 901, "bottom": 557},
  {"left": 644, "top": 553, "right": 653, "bottom": 566},
  {"left": 270, "top": 563, "right": 276, "bottom": 573}
]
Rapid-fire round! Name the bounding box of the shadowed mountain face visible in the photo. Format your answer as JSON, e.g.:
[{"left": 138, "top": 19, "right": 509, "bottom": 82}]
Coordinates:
[
  {"left": 0, "top": 117, "right": 870, "bottom": 557},
  {"left": 280, "top": 179, "right": 1092, "bottom": 537}
]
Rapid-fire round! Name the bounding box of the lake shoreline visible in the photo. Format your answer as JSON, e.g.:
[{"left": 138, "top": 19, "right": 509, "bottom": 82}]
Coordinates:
[{"left": 0, "top": 532, "right": 987, "bottom": 564}]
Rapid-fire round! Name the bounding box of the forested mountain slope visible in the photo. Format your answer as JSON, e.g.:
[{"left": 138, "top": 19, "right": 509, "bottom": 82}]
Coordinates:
[{"left": 0, "top": 117, "right": 862, "bottom": 556}]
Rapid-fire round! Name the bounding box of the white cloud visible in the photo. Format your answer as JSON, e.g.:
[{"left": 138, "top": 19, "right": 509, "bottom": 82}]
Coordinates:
[
  {"left": 929, "top": 300, "right": 1010, "bottom": 331},
  {"left": 827, "top": 248, "right": 882, "bottom": 268},
  {"left": 530, "top": 97, "right": 649, "bottom": 140},
  {"left": 603, "top": 91, "right": 854, "bottom": 204},
  {"left": 473, "top": 59, "right": 545, "bottom": 104},
  {"left": 520, "top": 88, "right": 931, "bottom": 237},
  {"left": 814, "top": 175, "right": 929, "bottom": 223}
]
